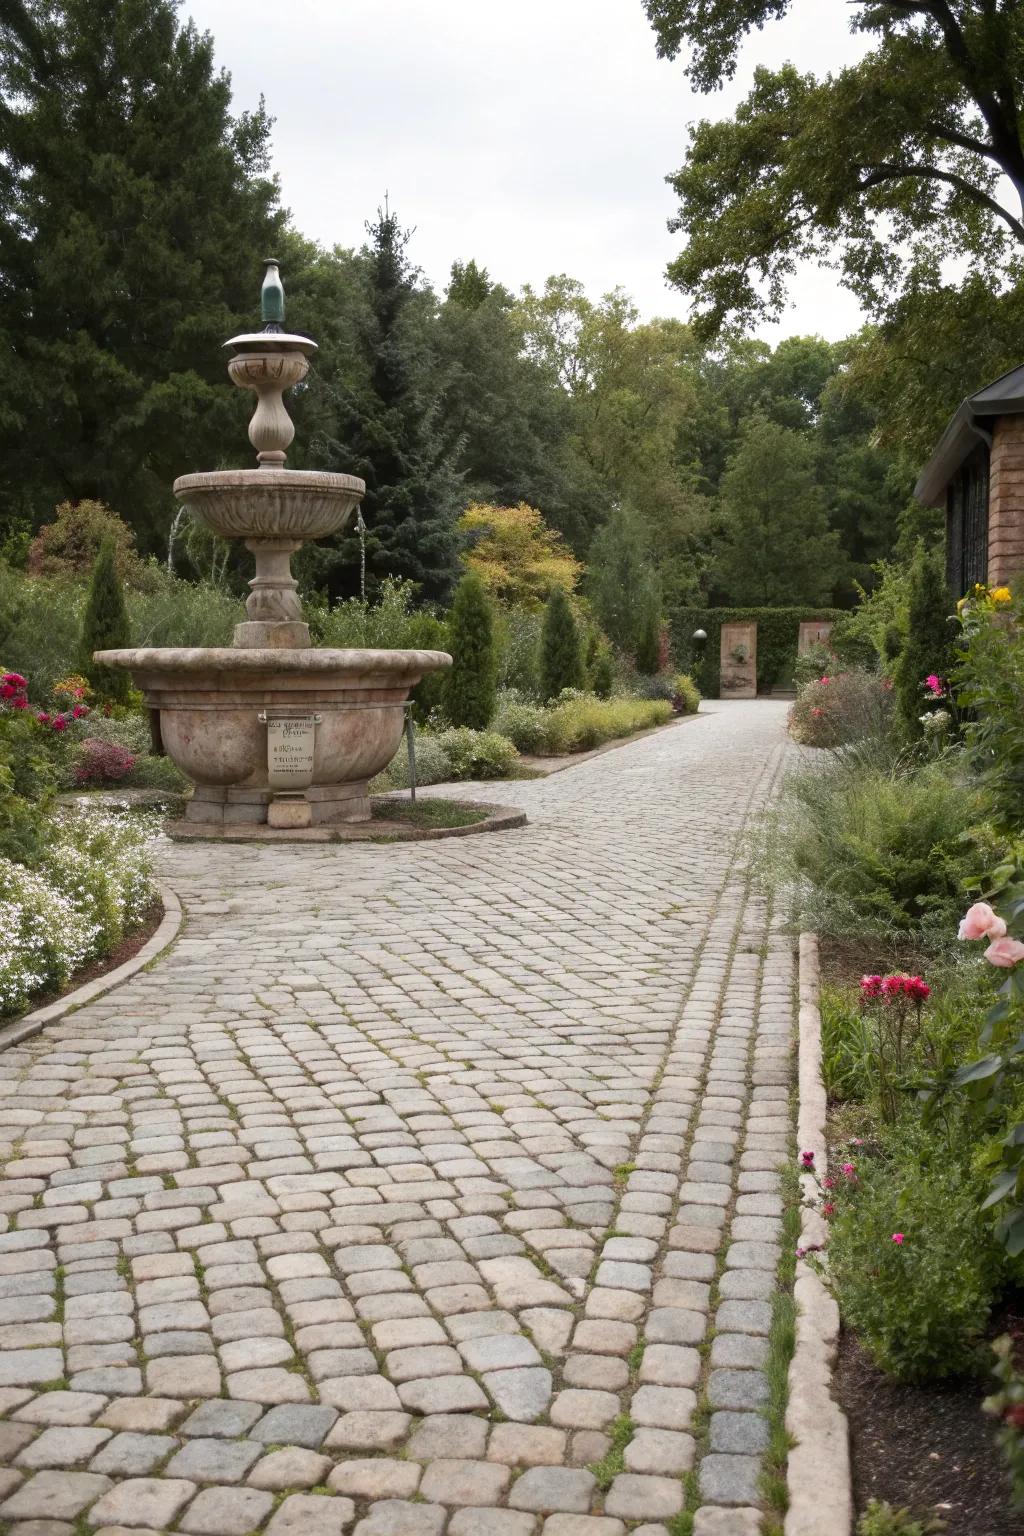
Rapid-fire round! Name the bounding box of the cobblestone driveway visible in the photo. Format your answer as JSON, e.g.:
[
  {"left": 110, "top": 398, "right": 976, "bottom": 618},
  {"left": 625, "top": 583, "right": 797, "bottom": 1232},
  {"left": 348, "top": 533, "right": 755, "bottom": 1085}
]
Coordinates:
[{"left": 0, "top": 700, "right": 794, "bottom": 1536}]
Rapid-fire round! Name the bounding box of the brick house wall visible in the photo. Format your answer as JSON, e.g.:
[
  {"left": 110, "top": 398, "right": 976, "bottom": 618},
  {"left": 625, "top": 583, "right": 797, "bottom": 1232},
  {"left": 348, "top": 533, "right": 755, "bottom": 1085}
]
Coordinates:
[{"left": 988, "top": 415, "right": 1024, "bottom": 586}]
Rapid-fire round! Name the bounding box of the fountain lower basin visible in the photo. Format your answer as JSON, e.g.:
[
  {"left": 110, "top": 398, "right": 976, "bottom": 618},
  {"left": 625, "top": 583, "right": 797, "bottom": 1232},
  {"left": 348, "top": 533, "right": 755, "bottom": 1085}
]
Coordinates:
[{"left": 97, "top": 645, "right": 451, "bottom": 831}]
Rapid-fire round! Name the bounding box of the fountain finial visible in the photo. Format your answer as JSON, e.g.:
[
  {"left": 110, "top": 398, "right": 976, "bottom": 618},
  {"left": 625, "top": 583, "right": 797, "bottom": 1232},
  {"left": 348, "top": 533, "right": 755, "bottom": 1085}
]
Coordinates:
[{"left": 261, "top": 258, "right": 285, "bottom": 331}]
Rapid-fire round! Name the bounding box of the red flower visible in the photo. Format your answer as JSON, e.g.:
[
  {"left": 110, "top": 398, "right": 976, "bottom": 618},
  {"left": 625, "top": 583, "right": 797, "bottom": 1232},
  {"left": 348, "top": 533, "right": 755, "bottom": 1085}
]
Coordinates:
[
  {"left": 2, "top": 672, "right": 26, "bottom": 688},
  {"left": 902, "top": 976, "right": 930, "bottom": 1002},
  {"left": 71, "top": 704, "right": 89, "bottom": 719},
  {"left": 1005, "top": 1404, "right": 1024, "bottom": 1430},
  {"left": 822, "top": 1202, "right": 836, "bottom": 1218},
  {"left": 860, "top": 975, "right": 883, "bottom": 998},
  {"left": 35, "top": 712, "right": 50, "bottom": 724},
  {"left": 11, "top": 695, "right": 28, "bottom": 710},
  {"left": 50, "top": 714, "right": 68, "bottom": 732}
]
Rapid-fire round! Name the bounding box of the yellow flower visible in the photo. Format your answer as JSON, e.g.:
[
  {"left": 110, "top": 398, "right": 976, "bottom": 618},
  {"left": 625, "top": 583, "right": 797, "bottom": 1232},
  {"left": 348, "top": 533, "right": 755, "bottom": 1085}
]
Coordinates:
[{"left": 991, "top": 586, "right": 1012, "bottom": 604}]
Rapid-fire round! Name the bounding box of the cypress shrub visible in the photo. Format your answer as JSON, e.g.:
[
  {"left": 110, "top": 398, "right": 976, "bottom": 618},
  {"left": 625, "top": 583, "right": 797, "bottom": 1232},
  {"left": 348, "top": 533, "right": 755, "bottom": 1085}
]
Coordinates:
[
  {"left": 590, "top": 644, "right": 614, "bottom": 699},
  {"left": 444, "top": 572, "right": 496, "bottom": 728},
  {"left": 635, "top": 592, "right": 661, "bottom": 675},
  {"left": 892, "top": 542, "right": 956, "bottom": 738},
  {"left": 81, "top": 537, "right": 130, "bottom": 702},
  {"left": 539, "top": 586, "right": 583, "bottom": 700}
]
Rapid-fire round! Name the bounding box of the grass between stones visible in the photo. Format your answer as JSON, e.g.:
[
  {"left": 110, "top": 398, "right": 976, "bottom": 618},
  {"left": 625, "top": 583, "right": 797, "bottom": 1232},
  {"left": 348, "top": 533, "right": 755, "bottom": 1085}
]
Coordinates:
[
  {"left": 759, "top": 1132, "right": 802, "bottom": 1534},
  {"left": 370, "top": 797, "right": 490, "bottom": 829}
]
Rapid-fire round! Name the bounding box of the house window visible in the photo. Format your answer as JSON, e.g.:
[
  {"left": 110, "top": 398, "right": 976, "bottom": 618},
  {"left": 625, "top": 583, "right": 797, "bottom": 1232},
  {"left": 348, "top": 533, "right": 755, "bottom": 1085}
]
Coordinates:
[{"left": 946, "top": 442, "right": 989, "bottom": 598}]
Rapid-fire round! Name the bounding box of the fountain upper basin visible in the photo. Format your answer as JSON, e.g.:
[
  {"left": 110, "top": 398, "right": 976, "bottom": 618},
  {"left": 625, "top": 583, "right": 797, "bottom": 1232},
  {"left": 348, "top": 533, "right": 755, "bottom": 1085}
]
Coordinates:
[{"left": 174, "top": 468, "right": 365, "bottom": 542}]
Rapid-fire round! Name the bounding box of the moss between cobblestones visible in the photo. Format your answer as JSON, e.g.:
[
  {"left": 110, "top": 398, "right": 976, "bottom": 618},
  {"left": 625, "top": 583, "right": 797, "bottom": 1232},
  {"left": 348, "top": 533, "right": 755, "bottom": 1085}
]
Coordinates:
[{"left": 589, "top": 1411, "right": 635, "bottom": 1491}]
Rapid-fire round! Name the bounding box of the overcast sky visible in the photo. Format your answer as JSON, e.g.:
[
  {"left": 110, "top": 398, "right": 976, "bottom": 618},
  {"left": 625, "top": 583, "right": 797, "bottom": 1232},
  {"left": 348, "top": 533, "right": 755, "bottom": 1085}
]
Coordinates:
[{"left": 184, "top": 0, "right": 868, "bottom": 342}]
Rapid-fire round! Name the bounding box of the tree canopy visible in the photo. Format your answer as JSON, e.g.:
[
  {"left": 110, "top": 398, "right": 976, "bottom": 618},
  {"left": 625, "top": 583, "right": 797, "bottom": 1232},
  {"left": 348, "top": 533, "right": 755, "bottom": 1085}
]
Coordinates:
[{"left": 644, "top": 1, "right": 1024, "bottom": 336}]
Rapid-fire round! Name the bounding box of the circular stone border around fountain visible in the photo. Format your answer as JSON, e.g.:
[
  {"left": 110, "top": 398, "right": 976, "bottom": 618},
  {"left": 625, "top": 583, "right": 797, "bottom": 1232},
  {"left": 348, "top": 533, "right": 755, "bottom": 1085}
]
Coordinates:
[{"left": 168, "top": 797, "right": 528, "bottom": 843}]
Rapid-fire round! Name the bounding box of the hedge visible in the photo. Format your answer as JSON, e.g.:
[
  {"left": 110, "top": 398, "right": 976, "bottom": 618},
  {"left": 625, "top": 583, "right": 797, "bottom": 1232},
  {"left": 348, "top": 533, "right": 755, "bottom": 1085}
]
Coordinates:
[{"left": 670, "top": 606, "right": 846, "bottom": 697}]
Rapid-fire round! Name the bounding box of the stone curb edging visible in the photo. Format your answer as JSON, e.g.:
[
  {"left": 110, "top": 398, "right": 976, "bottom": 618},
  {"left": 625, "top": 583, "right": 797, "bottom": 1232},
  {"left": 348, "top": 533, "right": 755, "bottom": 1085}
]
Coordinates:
[
  {"left": 167, "top": 802, "right": 527, "bottom": 843},
  {"left": 786, "top": 931, "right": 853, "bottom": 1536},
  {"left": 0, "top": 881, "right": 183, "bottom": 1053}
]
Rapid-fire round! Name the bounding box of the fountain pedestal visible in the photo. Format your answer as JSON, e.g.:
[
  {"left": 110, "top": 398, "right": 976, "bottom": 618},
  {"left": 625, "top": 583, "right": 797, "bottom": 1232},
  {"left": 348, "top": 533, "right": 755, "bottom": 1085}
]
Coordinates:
[{"left": 95, "top": 261, "right": 451, "bottom": 837}]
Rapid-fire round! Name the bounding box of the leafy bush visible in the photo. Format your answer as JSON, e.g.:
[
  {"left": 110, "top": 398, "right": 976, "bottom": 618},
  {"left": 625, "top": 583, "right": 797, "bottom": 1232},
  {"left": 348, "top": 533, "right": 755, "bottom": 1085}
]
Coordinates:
[
  {"left": 633, "top": 674, "right": 676, "bottom": 702},
  {"left": 543, "top": 695, "right": 672, "bottom": 753},
  {"left": 370, "top": 733, "right": 452, "bottom": 792},
  {"left": 433, "top": 727, "right": 520, "bottom": 781},
  {"left": 73, "top": 738, "right": 136, "bottom": 785},
  {"left": 827, "top": 1139, "right": 1004, "bottom": 1383},
  {"left": 0, "top": 564, "right": 84, "bottom": 694},
  {"left": 793, "top": 640, "right": 836, "bottom": 691},
  {"left": 125, "top": 754, "right": 189, "bottom": 792},
  {"left": 539, "top": 586, "right": 584, "bottom": 700},
  {"left": 857, "top": 1501, "right": 946, "bottom": 1536},
  {"left": 956, "top": 583, "right": 1024, "bottom": 832},
  {"left": 312, "top": 577, "right": 449, "bottom": 724},
  {"left": 28, "top": 499, "right": 153, "bottom": 587},
  {"left": 129, "top": 571, "right": 242, "bottom": 649},
  {"left": 590, "top": 644, "right": 614, "bottom": 699},
  {"left": 495, "top": 607, "right": 543, "bottom": 697},
  {"left": 893, "top": 541, "right": 957, "bottom": 741},
  {"left": 445, "top": 572, "right": 497, "bottom": 729},
  {"left": 760, "top": 751, "right": 1002, "bottom": 947},
  {"left": 788, "top": 669, "right": 893, "bottom": 747},
  {"left": 493, "top": 692, "right": 551, "bottom": 753},
  {"left": 78, "top": 713, "right": 153, "bottom": 755},
  {"left": 673, "top": 674, "right": 701, "bottom": 714}
]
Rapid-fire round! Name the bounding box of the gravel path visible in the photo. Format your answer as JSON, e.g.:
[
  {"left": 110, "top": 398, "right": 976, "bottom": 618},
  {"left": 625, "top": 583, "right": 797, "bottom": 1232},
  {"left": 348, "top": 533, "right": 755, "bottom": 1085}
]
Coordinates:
[{"left": 0, "top": 700, "right": 795, "bottom": 1536}]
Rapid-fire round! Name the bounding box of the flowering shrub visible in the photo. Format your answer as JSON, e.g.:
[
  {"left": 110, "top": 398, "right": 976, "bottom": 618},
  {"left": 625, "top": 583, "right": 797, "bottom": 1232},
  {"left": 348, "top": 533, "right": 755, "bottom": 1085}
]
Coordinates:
[
  {"left": 671, "top": 673, "right": 701, "bottom": 715},
  {"left": 822, "top": 1137, "right": 1004, "bottom": 1382},
  {"left": 73, "top": 737, "right": 136, "bottom": 785},
  {"left": 788, "top": 668, "right": 892, "bottom": 747},
  {"left": 956, "top": 582, "right": 1024, "bottom": 831},
  {"left": 493, "top": 692, "right": 551, "bottom": 753},
  {"left": 0, "top": 806, "right": 154, "bottom": 1015},
  {"left": 433, "top": 727, "right": 520, "bottom": 781}
]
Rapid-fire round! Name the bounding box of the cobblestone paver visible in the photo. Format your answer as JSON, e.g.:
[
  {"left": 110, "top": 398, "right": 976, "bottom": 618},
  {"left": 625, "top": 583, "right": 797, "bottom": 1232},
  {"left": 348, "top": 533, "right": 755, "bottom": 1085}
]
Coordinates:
[{"left": 0, "top": 700, "right": 794, "bottom": 1533}]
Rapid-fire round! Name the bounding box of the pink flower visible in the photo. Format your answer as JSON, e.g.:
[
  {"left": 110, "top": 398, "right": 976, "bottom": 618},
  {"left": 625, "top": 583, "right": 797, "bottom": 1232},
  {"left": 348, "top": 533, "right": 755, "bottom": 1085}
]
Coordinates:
[
  {"left": 880, "top": 975, "right": 905, "bottom": 999},
  {"left": 985, "top": 936, "right": 1024, "bottom": 968},
  {"left": 903, "top": 976, "right": 930, "bottom": 1002},
  {"left": 50, "top": 714, "right": 68, "bottom": 732},
  {"left": 924, "top": 674, "right": 944, "bottom": 696},
  {"left": 823, "top": 1176, "right": 835, "bottom": 1189},
  {"left": 860, "top": 974, "right": 883, "bottom": 998},
  {"left": 71, "top": 704, "right": 89, "bottom": 719},
  {"left": 882, "top": 678, "right": 893, "bottom": 691},
  {"left": 819, "top": 676, "right": 832, "bottom": 685},
  {"left": 823, "top": 1202, "right": 836, "bottom": 1218},
  {"left": 850, "top": 1137, "right": 864, "bottom": 1147},
  {"left": 841, "top": 1162, "right": 857, "bottom": 1179},
  {"left": 2, "top": 672, "right": 26, "bottom": 688},
  {"left": 810, "top": 706, "right": 824, "bottom": 717},
  {"left": 35, "top": 711, "right": 50, "bottom": 724},
  {"left": 891, "top": 1233, "right": 905, "bottom": 1246},
  {"left": 958, "top": 902, "right": 1007, "bottom": 941},
  {"left": 11, "top": 695, "right": 28, "bottom": 710}
]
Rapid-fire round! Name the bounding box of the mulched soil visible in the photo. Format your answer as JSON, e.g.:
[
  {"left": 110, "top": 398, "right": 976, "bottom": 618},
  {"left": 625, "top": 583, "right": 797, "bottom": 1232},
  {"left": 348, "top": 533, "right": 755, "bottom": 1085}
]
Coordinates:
[
  {"left": 836, "top": 1328, "right": 1019, "bottom": 1534},
  {"left": 13, "top": 898, "right": 164, "bottom": 1017}
]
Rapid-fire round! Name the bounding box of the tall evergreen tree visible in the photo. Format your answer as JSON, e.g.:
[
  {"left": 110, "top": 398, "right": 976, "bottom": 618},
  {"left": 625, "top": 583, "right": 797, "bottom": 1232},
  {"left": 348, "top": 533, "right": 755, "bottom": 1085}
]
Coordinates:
[
  {"left": 714, "top": 416, "right": 843, "bottom": 606},
  {"left": 81, "top": 537, "right": 130, "bottom": 702},
  {"left": 445, "top": 572, "right": 496, "bottom": 729},
  {"left": 539, "top": 587, "right": 583, "bottom": 701},
  {"left": 316, "top": 204, "right": 461, "bottom": 603},
  {"left": 587, "top": 506, "right": 660, "bottom": 657},
  {"left": 0, "top": 0, "right": 284, "bottom": 551}
]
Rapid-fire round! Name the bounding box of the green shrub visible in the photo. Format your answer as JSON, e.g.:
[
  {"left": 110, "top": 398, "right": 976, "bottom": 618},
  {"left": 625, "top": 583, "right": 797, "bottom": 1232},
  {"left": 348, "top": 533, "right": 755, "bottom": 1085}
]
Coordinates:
[
  {"left": 819, "top": 985, "right": 874, "bottom": 1103},
  {"left": 956, "top": 584, "right": 1024, "bottom": 832},
  {"left": 590, "top": 644, "right": 614, "bottom": 699},
  {"left": 539, "top": 587, "right": 584, "bottom": 701},
  {"left": 828, "top": 1139, "right": 1004, "bottom": 1383},
  {"left": 892, "top": 541, "right": 957, "bottom": 740},
  {"left": 673, "top": 674, "right": 701, "bottom": 714},
  {"left": 445, "top": 573, "right": 497, "bottom": 729},
  {"left": 314, "top": 577, "right": 450, "bottom": 724},
  {"left": 433, "top": 727, "right": 520, "bottom": 780},
  {"left": 129, "top": 572, "right": 242, "bottom": 649},
  {"left": 28, "top": 499, "right": 153, "bottom": 587},
  {"left": 543, "top": 696, "right": 672, "bottom": 754},
  {"left": 493, "top": 692, "right": 551, "bottom": 753},
  {"left": 125, "top": 754, "right": 189, "bottom": 792},
  {"left": 635, "top": 594, "right": 661, "bottom": 674},
  {"left": 857, "top": 1500, "right": 947, "bottom": 1536},
  {"left": 81, "top": 539, "right": 130, "bottom": 703},
  {"left": 671, "top": 604, "right": 845, "bottom": 697},
  {"left": 495, "top": 607, "right": 543, "bottom": 697},
  {"left": 371, "top": 733, "right": 452, "bottom": 792},
  {"left": 792, "top": 640, "right": 836, "bottom": 691},
  {"left": 788, "top": 669, "right": 893, "bottom": 747},
  {"left": 0, "top": 564, "right": 84, "bottom": 693},
  {"left": 760, "top": 751, "right": 1002, "bottom": 947}
]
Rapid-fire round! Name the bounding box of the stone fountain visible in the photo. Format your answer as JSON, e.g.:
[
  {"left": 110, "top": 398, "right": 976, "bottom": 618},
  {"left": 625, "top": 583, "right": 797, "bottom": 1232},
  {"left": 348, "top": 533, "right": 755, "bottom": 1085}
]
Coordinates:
[{"left": 96, "top": 261, "right": 451, "bottom": 836}]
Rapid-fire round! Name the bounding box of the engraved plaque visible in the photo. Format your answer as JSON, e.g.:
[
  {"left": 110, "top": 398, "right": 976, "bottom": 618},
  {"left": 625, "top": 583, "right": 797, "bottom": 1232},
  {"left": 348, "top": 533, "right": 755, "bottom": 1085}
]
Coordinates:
[{"left": 266, "top": 715, "right": 317, "bottom": 790}]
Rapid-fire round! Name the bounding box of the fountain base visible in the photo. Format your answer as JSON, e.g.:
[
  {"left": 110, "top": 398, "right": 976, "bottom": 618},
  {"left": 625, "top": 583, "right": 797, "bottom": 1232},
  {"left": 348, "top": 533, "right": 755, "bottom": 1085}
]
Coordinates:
[{"left": 94, "top": 646, "right": 451, "bottom": 838}]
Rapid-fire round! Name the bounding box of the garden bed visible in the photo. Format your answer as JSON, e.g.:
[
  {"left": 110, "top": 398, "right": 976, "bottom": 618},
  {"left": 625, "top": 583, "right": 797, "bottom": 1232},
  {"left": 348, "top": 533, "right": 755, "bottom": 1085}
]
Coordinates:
[
  {"left": 13, "top": 895, "right": 165, "bottom": 1015},
  {"left": 836, "top": 1327, "right": 1018, "bottom": 1534}
]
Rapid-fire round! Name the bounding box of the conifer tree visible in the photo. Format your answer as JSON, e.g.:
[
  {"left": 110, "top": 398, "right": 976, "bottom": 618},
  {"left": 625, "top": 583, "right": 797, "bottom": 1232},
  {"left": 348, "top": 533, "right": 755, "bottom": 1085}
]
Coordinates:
[
  {"left": 893, "top": 541, "right": 956, "bottom": 739},
  {"left": 635, "top": 592, "right": 662, "bottom": 675},
  {"left": 540, "top": 587, "right": 583, "bottom": 701},
  {"left": 445, "top": 573, "right": 496, "bottom": 729},
  {"left": 81, "top": 538, "right": 130, "bottom": 702},
  {"left": 317, "top": 203, "right": 461, "bottom": 602},
  {"left": 0, "top": 0, "right": 284, "bottom": 549}
]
